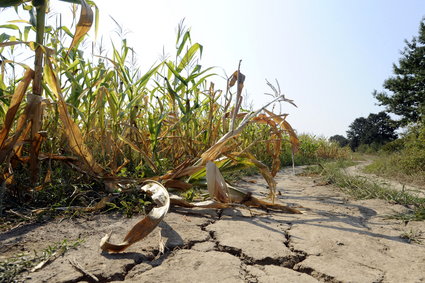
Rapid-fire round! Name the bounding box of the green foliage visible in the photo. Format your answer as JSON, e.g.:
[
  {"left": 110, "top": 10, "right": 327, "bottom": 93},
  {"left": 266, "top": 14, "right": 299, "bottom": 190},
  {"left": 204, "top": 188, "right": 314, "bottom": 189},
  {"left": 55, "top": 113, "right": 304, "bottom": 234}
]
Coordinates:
[
  {"left": 373, "top": 18, "right": 425, "bottom": 126},
  {"left": 329, "top": 134, "right": 349, "bottom": 147},
  {"left": 280, "top": 134, "right": 351, "bottom": 166},
  {"left": 380, "top": 138, "right": 405, "bottom": 152},
  {"left": 346, "top": 111, "right": 397, "bottom": 151},
  {"left": 365, "top": 122, "right": 425, "bottom": 187},
  {"left": 105, "top": 187, "right": 153, "bottom": 218}
]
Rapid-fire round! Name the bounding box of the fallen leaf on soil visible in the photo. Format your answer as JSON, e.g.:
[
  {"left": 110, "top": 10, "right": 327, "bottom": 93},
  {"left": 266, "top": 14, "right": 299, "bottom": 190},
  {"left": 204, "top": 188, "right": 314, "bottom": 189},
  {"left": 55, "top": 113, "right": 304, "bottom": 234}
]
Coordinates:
[
  {"left": 163, "top": 179, "right": 192, "bottom": 191},
  {"left": 100, "top": 181, "right": 170, "bottom": 253},
  {"left": 205, "top": 161, "right": 302, "bottom": 213},
  {"left": 170, "top": 194, "right": 229, "bottom": 209}
]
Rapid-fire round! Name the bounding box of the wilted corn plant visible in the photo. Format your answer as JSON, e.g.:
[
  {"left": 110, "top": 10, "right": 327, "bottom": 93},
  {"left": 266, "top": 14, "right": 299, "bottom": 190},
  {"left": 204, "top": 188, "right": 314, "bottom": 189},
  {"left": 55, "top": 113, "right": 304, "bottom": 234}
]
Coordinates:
[{"left": 0, "top": 0, "right": 301, "bottom": 251}]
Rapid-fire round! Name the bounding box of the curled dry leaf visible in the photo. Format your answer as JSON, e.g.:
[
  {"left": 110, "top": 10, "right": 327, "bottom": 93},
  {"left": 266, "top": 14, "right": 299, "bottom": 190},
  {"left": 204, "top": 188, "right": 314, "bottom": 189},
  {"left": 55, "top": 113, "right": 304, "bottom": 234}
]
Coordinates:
[
  {"left": 100, "top": 181, "right": 170, "bottom": 253},
  {"left": 68, "top": 0, "right": 93, "bottom": 54}
]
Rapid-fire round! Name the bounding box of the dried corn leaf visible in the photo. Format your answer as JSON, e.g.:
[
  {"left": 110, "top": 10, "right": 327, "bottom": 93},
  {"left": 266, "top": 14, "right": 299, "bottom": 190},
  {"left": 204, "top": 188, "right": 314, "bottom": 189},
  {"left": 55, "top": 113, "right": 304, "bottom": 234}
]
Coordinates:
[
  {"left": 160, "top": 159, "right": 202, "bottom": 180},
  {"left": 264, "top": 109, "right": 299, "bottom": 152},
  {"left": 44, "top": 58, "right": 103, "bottom": 175},
  {"left": 206, "top": 161, "right": 230, "bottom": 202},
  {"left": 0, "top": 68, "right": 34, "bottom": 148},
  {"left": 223, "top": 112, "right": 248, "bottom": 119},
  {"left": 164, "top": 179, "right": 192, "bottom": 191},
  {"left": 67, "top": 0, "right": 93, "bottom": 54},
  {"left": 230, "top": 152, "right": 277, "bottom": 202},
  {"left": 228, "top": 70, "right": 245, "bottom": 90},
  {"left": 270, "top": 133, "right": 282, "bottom": 177},
  {"left": 226, "top": 186, "right": 302, "bottom": 214},
  {"left": 100, "top": 181, "right": 170, "bottom": 253},
  {"left": 30, "top": 130, "right": 46, "bottom": 183},
  {"left": 203, "top": 162, "right": 301, "bottom": 213},
  {"left": 0, "top": 91, "right": 40, "bottom": 164},
  {"left": 170, "top": 194, "right": 229, "bottom": 209}
]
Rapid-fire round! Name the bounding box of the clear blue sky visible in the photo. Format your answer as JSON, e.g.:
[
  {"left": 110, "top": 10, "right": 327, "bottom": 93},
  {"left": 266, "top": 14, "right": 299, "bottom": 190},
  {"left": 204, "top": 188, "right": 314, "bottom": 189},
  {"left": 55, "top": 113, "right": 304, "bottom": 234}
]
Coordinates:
[{"left": 2, "top": 0, "right": 424, "bottom": 137}]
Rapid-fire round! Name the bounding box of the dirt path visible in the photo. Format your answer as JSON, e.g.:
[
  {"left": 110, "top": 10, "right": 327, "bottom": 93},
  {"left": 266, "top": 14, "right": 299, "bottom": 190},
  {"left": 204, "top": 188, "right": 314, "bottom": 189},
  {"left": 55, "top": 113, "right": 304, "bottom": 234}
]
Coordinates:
[
  {"left": 1, "top": 167, "right": 425, "bottom": 283},
  {"left": 344, "top": 160, "right": 425, "bottom": 198}
]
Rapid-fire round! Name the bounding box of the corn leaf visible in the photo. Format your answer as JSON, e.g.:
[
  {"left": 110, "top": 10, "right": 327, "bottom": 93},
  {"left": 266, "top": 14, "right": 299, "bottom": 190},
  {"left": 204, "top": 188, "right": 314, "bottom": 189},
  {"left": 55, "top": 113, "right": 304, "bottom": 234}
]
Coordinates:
[
  {"left": 100, "top": 181, "right": 170, "bottom": 253},
  {"left": 206, "top": 161, "right": 230, "bottom": 203},
  {"left": 67, "top": 0, "right": 93, "bottom": 54},
  {"left": 177, "top": 43, "right": 203, "bottom": 72},
  {"left": 264, "top": 109, "right": 299, "bottom": 152},
  {"left": 44, "top": 58, "right": 103, "bottom": 175},
  {"left": 0, "top": 68, "right": 33, "bottom": 148}
]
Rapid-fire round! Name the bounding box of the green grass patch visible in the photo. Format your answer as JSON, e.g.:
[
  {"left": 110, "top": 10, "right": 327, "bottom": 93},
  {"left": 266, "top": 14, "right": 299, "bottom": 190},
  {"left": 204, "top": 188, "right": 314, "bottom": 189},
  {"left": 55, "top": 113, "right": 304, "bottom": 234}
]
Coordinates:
[
  {"left": 309, "top": 161, "right": 425, "bottom": 221},
  {"left": 364, "top": 123, "right": 425, "bottom": 188},
  {"left": 364, "top": 151, "right": 425, "bottom": 188}
]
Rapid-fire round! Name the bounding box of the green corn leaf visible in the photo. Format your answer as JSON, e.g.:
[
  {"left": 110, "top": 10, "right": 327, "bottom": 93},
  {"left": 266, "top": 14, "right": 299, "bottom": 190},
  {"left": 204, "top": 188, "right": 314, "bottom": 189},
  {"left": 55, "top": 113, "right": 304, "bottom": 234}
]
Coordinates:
[
  {"left": 165, "top": 61, "right": 188, "bottom": 86},
  {"left": 177, "top": 43, "right": 203, "bottom": 72},
  {"left": 23, "top": 26, "right": 32, "bottom": 41},
  {"left": 176, "top": 30, "right": 191, "bottom": 57},
  {"left": 0, "top": 33, "right": 10, "bottom": 42},
  {"left": 0, "top": 24, "right": 20, "bottom": 30},
  {"left": 59, "top": 26, "right": 74, "bottom": 38}
]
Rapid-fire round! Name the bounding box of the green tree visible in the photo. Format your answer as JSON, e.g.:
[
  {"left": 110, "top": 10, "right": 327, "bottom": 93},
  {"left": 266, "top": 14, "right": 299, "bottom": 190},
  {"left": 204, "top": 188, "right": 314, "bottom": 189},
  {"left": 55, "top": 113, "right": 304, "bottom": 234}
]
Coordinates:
[
  {"left": 329, "top": 135, "right": 349, "bottom": 147},
  {"left": 373, "top": 18, "right": 425, "bottom": 126},
  {"left": 347, "top": 112, "right": 397, "bottom": 151}
]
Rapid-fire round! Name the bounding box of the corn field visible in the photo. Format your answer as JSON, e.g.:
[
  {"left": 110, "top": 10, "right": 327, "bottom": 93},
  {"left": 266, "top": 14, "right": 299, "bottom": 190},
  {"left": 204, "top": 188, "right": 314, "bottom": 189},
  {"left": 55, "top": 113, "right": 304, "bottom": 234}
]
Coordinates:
[
  {"left": 0, "top": 0, "right": 302, "bottom": 196},
  {"left": 0, "top": 0, "right": 357, "bottom": 253}
]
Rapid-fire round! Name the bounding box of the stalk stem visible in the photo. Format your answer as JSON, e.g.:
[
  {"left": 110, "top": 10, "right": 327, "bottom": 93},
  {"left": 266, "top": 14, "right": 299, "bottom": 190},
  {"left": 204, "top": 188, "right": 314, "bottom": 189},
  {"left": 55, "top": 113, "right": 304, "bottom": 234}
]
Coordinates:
[{"left": 33, "top": 0, "right": 47, "bottom": 96}]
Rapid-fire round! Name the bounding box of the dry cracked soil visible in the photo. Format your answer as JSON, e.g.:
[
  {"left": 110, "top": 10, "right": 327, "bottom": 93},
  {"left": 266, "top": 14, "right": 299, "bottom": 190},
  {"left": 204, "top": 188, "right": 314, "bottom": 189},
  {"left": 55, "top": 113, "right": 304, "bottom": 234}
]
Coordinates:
[{"left": 1, "top": 166, "right": 425, "bottom": 283}]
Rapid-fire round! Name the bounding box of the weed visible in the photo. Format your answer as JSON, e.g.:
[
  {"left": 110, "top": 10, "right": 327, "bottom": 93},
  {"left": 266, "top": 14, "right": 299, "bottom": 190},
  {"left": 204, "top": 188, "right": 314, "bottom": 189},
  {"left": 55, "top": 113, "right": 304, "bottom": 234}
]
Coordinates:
[
  {"left": 400, "top": 228, "right": 423, "bottom": 244},
  {"left": 0, "top": 238, "right": 83, "bottom": 282},
  {"left": 105, "top": 187, "right": 153, "bottom": 217}
]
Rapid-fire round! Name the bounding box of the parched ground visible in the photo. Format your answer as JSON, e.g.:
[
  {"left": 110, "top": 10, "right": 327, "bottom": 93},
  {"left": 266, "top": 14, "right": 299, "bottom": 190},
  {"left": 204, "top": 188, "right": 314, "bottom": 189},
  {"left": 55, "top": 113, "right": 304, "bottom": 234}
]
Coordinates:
[{"left": 1, "top": 166, "right": 425, "bottom": 283}]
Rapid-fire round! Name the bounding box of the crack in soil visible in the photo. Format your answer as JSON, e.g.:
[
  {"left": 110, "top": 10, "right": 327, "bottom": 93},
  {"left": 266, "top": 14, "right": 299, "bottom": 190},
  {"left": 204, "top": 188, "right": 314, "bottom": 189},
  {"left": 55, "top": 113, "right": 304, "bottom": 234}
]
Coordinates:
[
  {"left": 51, "top": 208, "right": 341, "bottom": 283},
  {"left": 284, "top": 222, "right": 342, "bottom": 282},
  {"left": 293, "top": 265, "right": 343, "bottom": 283},
  {"left": 100, "top": 213, "right": 221, "bottom": 282}
]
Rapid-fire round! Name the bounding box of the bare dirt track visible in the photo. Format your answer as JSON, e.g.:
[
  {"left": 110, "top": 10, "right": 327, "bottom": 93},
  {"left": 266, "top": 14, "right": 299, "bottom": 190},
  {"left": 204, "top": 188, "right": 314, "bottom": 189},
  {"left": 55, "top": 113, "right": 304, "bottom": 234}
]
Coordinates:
[{"left": 1, "top": 166, "right": 425, "bottom": 283}]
